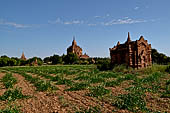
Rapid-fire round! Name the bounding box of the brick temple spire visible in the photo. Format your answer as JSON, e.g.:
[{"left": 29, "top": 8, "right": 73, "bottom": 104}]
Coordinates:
[
  {"left": 72, "top": 36, "right": 77, "bottom": 46},
  {"left": 127, "top": 32, "right": 131, "bottom": 42},
  {"left": 21, "top": 52, "right": 26, "bottom": 60}
]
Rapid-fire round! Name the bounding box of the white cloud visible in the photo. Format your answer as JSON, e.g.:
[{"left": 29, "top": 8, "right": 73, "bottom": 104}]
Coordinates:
[
  {"left": 134, "top": 7, "right": 139, "bottom": 10},
  {"left": 0, "top": 19, "right": 30, "bottom": 28},
  {"left": 64, "top": 20, "right": 84, "bottom": 25},
  {"left": 48, "top": 18, "right": 61, "bottom": 24},
  {"left": 88, "top": 24, "right": 97, "bottom": 26},
  {"left": 106, "top": 14, "right": 110, "bottom": 17},
  {"left": 49, "top": 18, "right": 84, "bottom": 25},
  {"left": 48, "top": 15, "right": 153, "bottom": 27},
  {"left": 94, "top": 14, "right": 110, "bottom": 19},
  {"left": 94, "top": 16, "right": 101, "bottom": 18},
  {"left": 102, "top": 18, "right": 147, "bottom": 26}
]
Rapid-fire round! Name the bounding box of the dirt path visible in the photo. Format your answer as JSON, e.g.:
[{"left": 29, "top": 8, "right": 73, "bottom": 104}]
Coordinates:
[
  {"left": 1, "top": 71, "right": 130, "bottom": 112},
  {"left": 0, "top": 73, "right": 6, "bottom": 96},
  {"left": 25, "top": 72, "right": 120, "bottom": 112}
]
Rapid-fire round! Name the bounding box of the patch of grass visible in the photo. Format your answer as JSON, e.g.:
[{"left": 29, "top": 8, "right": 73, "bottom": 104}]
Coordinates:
[
  {"left": 142, "top": 64, "right": 167, "bottom": 75},
  {"left": 89, "top": 76, "right": 105, "bottom": 84},
  {"left": 51, "top": 75, "right": 61, "bottom": 81},
  {"left": 0, "top": 87, "right": 29, "bottom": 101},
  {"left": 112, "top": 64, "right": 132, "bottom": 73},
  {"left": 165, "top": 65, "right": 170, "bottom": 73},
  {"left": 56, "top": 78, "right": 73, "bottom": 86},
  {"left": 0, "top": 105, "right": 20, "bottom": 113},
  {"left": 104, "top": 80, "right": 120, "bottom": 87},
  {"left": 1, "top": 73, "right": 17, "bottom": 89},
  {"left": 74, "top": 75, "right": 90, "bottom": 81},
  {"left": 161, "top": 80, "right": 170, "bottom": 98},
  {"left": 17, "top": 72, "right": 57, "bottom": 92},
  {"left": 66, "top": 82, "right": 90, "bottom": 91},
  {"left": 140, "top": 72, "right": 163, "bottom": 83},
  {"left": 104, "top": 74, "right": 135, "bottom": 87},
  {"left": 35, "top": 80, "right": 57, "bottom": 91},
  {"left": 87, "top": 85, "right": 110, "bottom": 98},
  {"left": 97, "top": 72, "right": 118, "bottom": 79},
  {"left": 113, "top": 92, "right": 147, "bottom": 112}
]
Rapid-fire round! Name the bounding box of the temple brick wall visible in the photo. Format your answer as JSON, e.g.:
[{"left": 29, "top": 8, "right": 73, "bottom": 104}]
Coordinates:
[{"left": 109, "top": 32, "right": 152, "bottom": 69}]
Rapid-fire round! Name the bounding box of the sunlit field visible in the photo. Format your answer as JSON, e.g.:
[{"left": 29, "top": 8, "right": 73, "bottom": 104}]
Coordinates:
[{"left": 0, "top": 65, "right": 169, "bottom": 113}]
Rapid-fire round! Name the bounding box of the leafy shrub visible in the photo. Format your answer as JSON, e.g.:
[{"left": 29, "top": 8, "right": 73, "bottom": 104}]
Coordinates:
[
  {"left": 63, "top": 53, "right": 79, "bottom": 64},
  {"left": 0, "top": 87, "right": 29, "bottom": 101},
  {"left": 97, "top": 60, "right": 112, "bottom": 71},
  {"left": 87, "top": 85, "right": 110, "bottom": 98},
  {"left": 1, "top": 73, "right": 17, "bottom": 89},
  {"left": 112, "top": 64, "right": 131, "bottom": 73},
  {"left": 165, "top": 65, "right": 170, "bottom": 73}
]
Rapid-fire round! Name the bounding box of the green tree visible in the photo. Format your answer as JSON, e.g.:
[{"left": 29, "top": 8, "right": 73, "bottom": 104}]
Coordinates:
[
  {"left": 63, "top": 53, "right": 79, "bottom": 64},
  {"left": 50, "top": 54, "right": 62, "bottom": 64},
  {"left": 43, "top": 57, "right": 50, "bottom": 64}
]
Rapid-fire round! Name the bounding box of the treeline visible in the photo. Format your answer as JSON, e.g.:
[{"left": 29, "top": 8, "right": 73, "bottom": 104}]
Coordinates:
[
  {"left": 0, "top": 53, "right": 110, "bottom": 67},
  {"left": 0, "top": 55, "right": 43, "bottom": 67},
  {"left": 0, "top": 48, "right": 169, "bottom": 67},
  {"left": 43, "top": 53, "right": 110, "bottom": 65},
  {"left": 152, "top": 49, "right": 170, "bottom": 65}
]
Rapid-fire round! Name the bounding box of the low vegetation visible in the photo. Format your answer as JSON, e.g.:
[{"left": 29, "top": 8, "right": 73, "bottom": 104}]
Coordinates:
[
  {"left": 0, "top": 64, "right": 169, "bottom": 112},
  {"left": 0, "top": 87, "right": 29, "bottom": 101},
  {"left": 1, "top": 73, "right": 17, "bottom": 89}
]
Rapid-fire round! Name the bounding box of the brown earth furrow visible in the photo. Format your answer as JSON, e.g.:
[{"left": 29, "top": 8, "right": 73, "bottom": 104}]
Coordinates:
[
  {"left": 17, "top": 72, "right": 127, "bottom": 112},
  {"left": 11, "top": 73, "right": 66, "bottom": 113},
  {"left": 26, "top": 72, "right": 116, "bottom": 112},
  {"left": 0, "top": 73, "right": 6, "bottom": 96},
  {"left": 70, "top": 91, "right": 115, "bottom": 112}
]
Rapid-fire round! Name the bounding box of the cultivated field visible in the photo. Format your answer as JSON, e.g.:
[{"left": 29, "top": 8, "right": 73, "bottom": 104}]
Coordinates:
[{"left": 0, "top": 65, "right": 169, "bottom": 113}]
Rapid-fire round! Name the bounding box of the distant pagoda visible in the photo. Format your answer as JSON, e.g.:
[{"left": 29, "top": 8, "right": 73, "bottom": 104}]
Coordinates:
[
  {"left": 21, "top": 52, "right": 27, "bottom": 60},
  {"left": 67, "top": 37, "right": 89, "bottom": 59}
]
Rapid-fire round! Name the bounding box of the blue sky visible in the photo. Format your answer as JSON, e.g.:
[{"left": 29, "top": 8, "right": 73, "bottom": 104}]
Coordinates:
[{"left": 0, "top": 0, "right": 170, "bottom": 58}]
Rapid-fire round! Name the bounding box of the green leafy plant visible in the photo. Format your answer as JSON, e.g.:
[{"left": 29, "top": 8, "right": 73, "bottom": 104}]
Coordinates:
[
  {"left": 0, "top": 87, "right": 29, "bottom": 101},
  {"left": 35, "top": 80, "right": 57, "bottom": 91},
  {"left": 56, "top": 78, "right": 73, "bottom": 86},
  {"left": 113, "top": 92, "right": 147, "bottom": 112},
  {"left": 165, "top": 65, "right": 170, "bottom": 73},
  {"left": 0, "top": 105, "right": 20, "bottom": 113},
  {"left": 66, "top": 82, "right": 90, "bottom": 91},
  {"left": 17, "top": 72, "right": 57, "bottom": 92},
  {"left": 87, "top": 85, "right": 110, "bottom": 98},
  {"left": 1, "top": 73, "right": 17, "bottom": 89},
  {"left": 97, "top": 72, "right": 118, "bottom": 79},
  {"left": 161, "top": 80, "right": 170, "bottom": 98}
]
